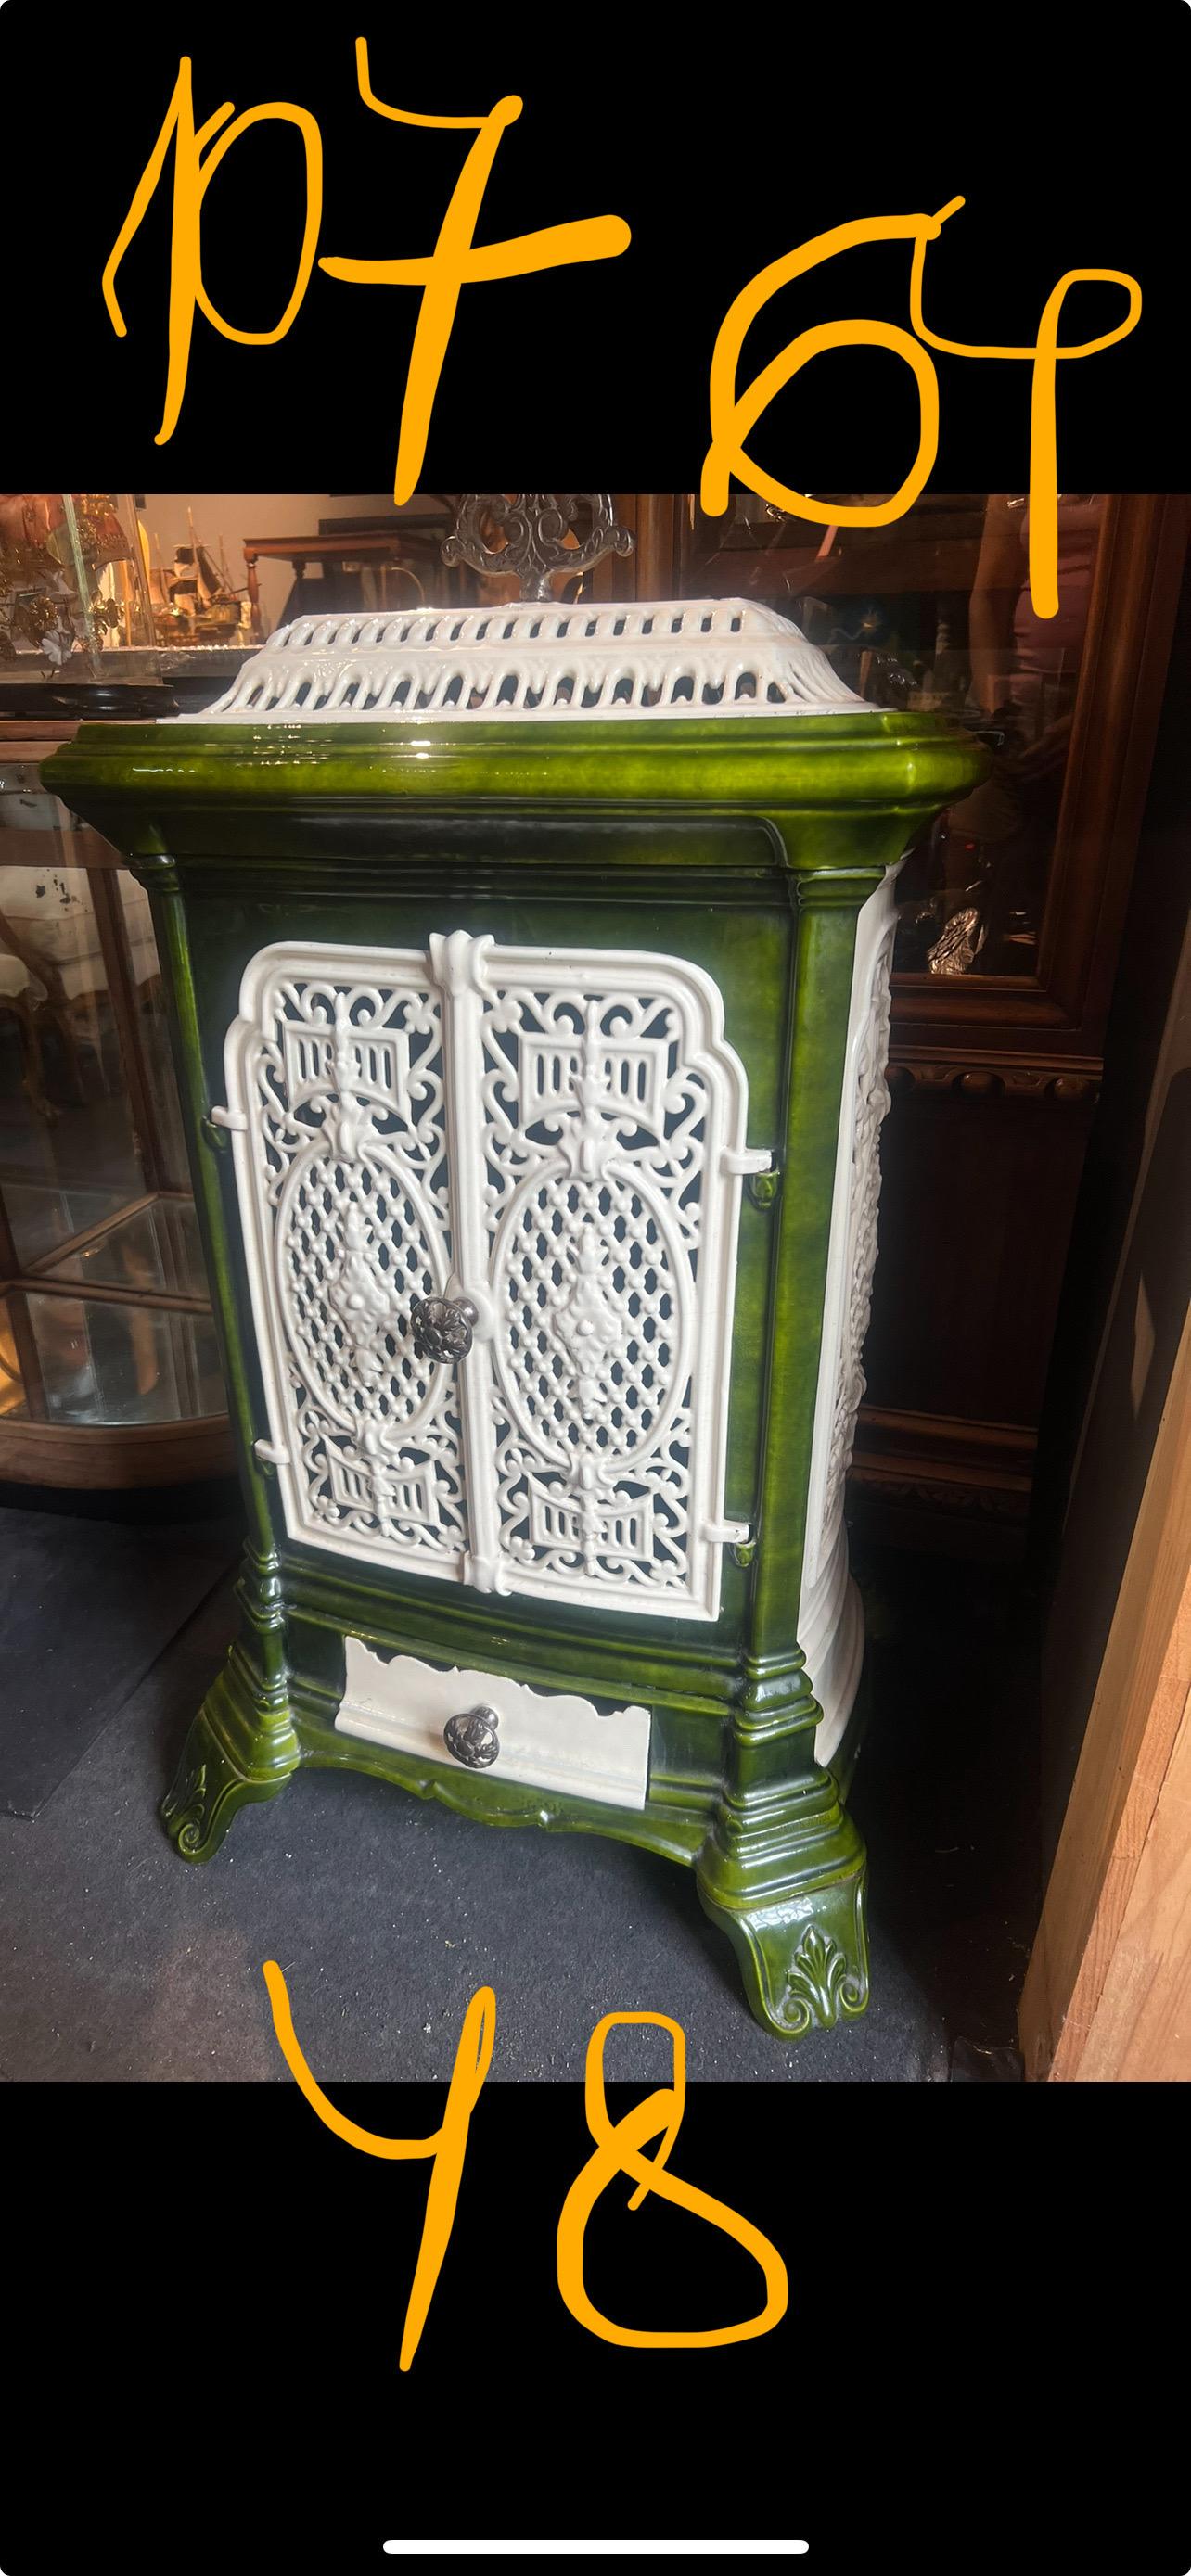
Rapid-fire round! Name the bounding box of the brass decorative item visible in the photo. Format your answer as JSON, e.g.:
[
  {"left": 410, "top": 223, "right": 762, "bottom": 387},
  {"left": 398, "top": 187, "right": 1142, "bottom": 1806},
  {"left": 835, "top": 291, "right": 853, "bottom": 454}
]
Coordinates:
[
  {"left": 149, "top": 508, "right": 246, "bottom": 646},
  {"left": 0, "top": 493, "right": 148, "bottom": 667}
]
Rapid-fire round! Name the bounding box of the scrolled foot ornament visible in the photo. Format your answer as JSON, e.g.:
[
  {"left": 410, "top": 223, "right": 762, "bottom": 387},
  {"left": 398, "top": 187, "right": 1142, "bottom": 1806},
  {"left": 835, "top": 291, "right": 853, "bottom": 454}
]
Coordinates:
[
  {"left": 778, "top": 1916, "right": 868, "bottom": 2039},
  {"left": 160, "top": 1648, "right": 300, "bottom": 1862},
  {"left": 160, "top": 1725, "right": 251, "bottom": 1863},
  {"left": 160, "top": 1751, "right": 212, "bottom": 1859},
  {"left": 697, "top": 1828, "right": 871, "bottom": 2042}
]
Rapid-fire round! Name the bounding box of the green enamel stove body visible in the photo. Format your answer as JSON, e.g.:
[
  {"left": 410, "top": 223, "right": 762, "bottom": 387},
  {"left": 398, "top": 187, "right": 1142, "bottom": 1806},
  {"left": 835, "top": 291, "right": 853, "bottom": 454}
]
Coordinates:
[{"left": 45, "top": 625, "right": 983, "bottom": 2042}]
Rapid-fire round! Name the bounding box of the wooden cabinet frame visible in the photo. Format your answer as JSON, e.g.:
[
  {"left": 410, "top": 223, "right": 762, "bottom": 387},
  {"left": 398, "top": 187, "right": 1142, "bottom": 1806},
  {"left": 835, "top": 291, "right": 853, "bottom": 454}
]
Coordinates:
[
  {"left": 1020, "top": 1304, "right": 1191, "bottom": 2080},
  {"left": 621, "top": 495, "right": 1187, "bottom": 1542},
  {"left": 888, "top": 493, "right": 1188, "bottom": 1076},
  {"left": 629, "top": 491, "right": 1186, "bottom": 1062}
]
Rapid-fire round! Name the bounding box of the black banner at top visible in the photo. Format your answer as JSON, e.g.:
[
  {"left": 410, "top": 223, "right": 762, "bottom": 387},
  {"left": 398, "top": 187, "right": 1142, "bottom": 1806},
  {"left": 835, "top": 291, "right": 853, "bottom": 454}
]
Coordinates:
[{"left": 4, "top": 1, "right": 1188, "bottom": 498}]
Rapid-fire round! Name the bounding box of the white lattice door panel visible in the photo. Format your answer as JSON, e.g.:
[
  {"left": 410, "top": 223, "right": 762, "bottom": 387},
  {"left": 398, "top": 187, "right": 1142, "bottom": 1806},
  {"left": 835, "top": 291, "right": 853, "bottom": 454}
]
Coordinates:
[
  {"left": 220, "top": 934, "right": 767, "bottom": 1621},
  {"left": 223, "top": 944, "right": 468, "bottom": 1583}
]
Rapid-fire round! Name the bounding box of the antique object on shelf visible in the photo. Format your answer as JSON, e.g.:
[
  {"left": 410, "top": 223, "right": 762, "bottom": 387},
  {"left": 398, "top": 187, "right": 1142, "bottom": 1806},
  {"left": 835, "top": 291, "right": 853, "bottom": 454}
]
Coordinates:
[
  {"left": 45, "top": 594, "right": 982, "bottom": 2037},
  {"left": 0, "top": 494, "right": 156, "bottom": 670},
  {"left": 0, "top": 710, "right": 230, "bottom": 1486},
  {"left": 148, "top": 510, "right": 248, "bottom": 646},
  {"left": 442, "top": 494, "right": 634, "bottom": 600},
  {"left": 241, "top": 522, "right": 446, "bottom": 636}
]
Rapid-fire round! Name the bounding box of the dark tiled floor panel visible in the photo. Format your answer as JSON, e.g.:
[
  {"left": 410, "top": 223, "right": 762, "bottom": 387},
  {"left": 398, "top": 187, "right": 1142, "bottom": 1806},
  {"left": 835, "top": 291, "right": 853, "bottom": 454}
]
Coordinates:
[{"left": 0, "top": 1501, "right": 1039, "bottom": 2082}]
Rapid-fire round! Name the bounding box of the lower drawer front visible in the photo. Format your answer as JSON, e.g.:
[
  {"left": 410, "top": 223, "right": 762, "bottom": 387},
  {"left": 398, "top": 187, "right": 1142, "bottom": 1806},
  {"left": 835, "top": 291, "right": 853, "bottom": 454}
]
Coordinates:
[{"left": 336, "top": 1637, "right": 651, "bottom": 1811}]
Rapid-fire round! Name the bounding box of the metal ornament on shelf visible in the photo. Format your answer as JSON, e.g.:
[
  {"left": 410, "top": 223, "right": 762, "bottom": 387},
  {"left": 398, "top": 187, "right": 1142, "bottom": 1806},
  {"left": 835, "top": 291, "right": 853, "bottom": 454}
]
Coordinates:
[
  {"left": 928, "top": 903, "right": 989, "bottom": 976},
  {"left": 442, "top": 494, "right": 634, "bottom": 601}
]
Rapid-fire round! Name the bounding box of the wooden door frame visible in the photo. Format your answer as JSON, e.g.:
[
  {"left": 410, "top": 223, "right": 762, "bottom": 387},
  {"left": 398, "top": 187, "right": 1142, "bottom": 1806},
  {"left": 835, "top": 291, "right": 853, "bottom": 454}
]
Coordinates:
[{"left": 1019, "top": 1300, "right": 1191, "bottom": 2079}]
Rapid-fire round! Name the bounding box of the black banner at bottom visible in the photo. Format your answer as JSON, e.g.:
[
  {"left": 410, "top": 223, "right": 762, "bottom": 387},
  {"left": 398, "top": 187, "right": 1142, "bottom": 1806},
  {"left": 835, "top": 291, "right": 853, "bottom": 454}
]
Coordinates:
[{"left": 1, "top": 2077, "right": 1185, "bottom": 2573}]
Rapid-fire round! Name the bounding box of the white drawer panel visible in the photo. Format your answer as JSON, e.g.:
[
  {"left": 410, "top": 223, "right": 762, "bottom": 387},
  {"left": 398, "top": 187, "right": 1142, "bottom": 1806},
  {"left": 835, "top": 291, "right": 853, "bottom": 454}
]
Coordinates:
[{"left": 335, "top": 1636, "right": 650, "bottom": 1811}]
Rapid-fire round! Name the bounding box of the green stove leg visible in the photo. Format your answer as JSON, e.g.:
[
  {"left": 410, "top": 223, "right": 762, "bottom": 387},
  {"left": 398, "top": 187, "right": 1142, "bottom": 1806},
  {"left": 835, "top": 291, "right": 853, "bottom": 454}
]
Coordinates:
[
  {"left": 697, "top": 1757, "right": 870, "bottom": 2042},
  {"left": 161, "top": 1545, "right": 299, "bottom": 1862}
]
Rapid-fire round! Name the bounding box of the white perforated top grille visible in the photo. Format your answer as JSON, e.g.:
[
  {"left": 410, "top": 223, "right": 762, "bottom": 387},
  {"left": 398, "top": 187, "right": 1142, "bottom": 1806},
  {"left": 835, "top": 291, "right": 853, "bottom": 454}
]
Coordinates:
[{"left": 173, "top": 598, "right": 864, "bottom": 723}]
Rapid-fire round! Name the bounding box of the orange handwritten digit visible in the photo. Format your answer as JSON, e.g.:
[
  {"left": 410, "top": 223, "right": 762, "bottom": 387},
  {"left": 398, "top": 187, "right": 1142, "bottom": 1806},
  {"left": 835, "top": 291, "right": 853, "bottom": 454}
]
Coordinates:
[
  {"left": 263, "top": 1962, "right": 494, "bottom": 2372},
  {"left": 102, "top": 57, "right": 323, "bottom": 448},
  {"left": 908, "top": 206, "right": 1140, "bottom": 619},
  {"left": 556, "top": 2010, "right": 788, "bottom": 2350},
  {"left": 701, "top": 208, "right": 951, "bottom": 531},
  {"left": 705, "top": 195, "right": 1142, "bottom": 622},
  {"left": 318, "top": 40, "right": 631, "bottom": 504}
]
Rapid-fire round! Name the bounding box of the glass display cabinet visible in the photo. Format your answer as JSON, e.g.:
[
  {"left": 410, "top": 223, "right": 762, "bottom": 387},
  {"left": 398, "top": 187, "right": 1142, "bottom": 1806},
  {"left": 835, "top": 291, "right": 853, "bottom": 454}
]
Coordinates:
[
  {"left": 0, "top": 493, "right": 156, "bottom": 668},
  {"left": 45, "top": 506, "right": 983, "bottom": 2039},
  {"left": 0, "top": 490, "right": 258, "bottom": 1480},
  {"left": 0, "top": 724, "right": 229, "bottom": 1484}
]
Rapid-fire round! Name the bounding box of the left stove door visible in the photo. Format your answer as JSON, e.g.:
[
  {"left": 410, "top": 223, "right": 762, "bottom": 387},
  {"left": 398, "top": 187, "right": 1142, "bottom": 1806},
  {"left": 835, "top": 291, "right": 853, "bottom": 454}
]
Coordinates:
[{"left": 222, "top": 940, "right": 470, "bottom": 1585}]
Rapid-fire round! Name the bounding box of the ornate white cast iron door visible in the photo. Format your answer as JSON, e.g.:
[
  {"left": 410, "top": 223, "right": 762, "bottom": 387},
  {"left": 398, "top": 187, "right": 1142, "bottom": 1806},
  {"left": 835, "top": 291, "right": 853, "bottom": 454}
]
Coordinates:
[
  {"left": 222, "top": 943, "right": 468, "bottom": 1585},
  {"left": 220, "top": 934, "right": 766, "bottom": 1621}
]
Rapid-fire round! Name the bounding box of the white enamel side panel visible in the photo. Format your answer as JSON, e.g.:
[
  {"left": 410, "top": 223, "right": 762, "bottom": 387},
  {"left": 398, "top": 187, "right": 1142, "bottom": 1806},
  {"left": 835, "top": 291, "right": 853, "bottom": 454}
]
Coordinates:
[
  {"left": 223, "top": 933, "right": 759, "bottom": 1622},
  {"left": 800, "top": 874, "right": 899, "bottom": 1762}
]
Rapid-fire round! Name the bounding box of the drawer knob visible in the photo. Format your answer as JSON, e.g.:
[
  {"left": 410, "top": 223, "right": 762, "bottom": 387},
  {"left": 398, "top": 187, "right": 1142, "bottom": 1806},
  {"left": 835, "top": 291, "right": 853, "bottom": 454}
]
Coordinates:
[
  {"left": 409, "top": 1293, "right": 479, "bottom": 1364},
  {"left": 442, "top": 1704, "right": 501, "bottom": 1769}
]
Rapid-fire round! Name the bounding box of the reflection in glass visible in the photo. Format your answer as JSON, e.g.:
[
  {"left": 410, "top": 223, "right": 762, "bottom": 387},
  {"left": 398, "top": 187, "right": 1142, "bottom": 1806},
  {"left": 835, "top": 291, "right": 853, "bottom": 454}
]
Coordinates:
[
  {"left": 1, "top": 758, "right": 226, "bottom": 1459},
  {"left": 116, "top": 869, "right": 187, "bottom": 1184},
  {"left": 0, "top": 799, "right": 144, "bottom": 1264},
  {"left": 44, "top": 1196, "right": 207, "bottom": 1296},
  {"left": 0, "top": 493, "right": 156, "bottom": 666},
  {"left": 679, "top": 492, "right": 1105, "bottom": 977},
  {"left": 0, "top": 1293, "right": 29, "bottom": 1421},
  {"left": 2, "top": 1180, "right": 132, "bottom": 1271},
  {"left": 16, "top": 1289, "right": 224, "bottom": 1427}
]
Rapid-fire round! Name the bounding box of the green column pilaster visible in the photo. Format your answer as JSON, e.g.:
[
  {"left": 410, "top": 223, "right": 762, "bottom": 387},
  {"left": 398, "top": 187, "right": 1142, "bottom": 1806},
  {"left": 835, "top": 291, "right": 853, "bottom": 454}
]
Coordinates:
[
  {"left": 694, "top": 862, "right": 883, "bottom": 2039},
  {"left": 136, "top": 857, "right": 300, "bottom": 1857}
]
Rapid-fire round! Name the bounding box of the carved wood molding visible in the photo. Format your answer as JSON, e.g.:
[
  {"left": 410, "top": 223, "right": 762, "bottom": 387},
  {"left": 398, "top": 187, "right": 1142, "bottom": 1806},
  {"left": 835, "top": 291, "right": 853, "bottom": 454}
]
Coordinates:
[
  {"left": 887, "top": 1054, "right": 1101, "bottom": 1105},
  {"left": 849, "top": 1471, "right": 1029, "bottom": 1522},
  {"left": 849, "top": 1405, "right": 1036, "bottom": 1533},
  {"left": 0, "top": 1412, "right": 234, "bottom": 1488}
]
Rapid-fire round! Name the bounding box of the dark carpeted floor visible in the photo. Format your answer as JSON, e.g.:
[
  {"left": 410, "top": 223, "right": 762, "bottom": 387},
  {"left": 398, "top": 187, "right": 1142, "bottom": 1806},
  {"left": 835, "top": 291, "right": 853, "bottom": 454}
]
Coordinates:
[{"left": 0, "top": 1494, "right": 1039, "bottom": 2082}]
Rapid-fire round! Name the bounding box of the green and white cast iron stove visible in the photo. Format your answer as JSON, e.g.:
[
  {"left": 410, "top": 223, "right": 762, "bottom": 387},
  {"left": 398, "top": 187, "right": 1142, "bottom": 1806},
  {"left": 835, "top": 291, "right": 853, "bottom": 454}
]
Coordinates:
[{"left": 45, "top": 593, "right": 984, "bottom": 2039}]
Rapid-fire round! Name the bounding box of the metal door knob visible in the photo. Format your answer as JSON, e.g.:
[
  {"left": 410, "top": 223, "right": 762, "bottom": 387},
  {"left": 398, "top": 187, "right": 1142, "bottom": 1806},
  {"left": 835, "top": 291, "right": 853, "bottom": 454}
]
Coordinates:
[
  {"left": 408, "top": 1293, "right": 479, "bottom": 1363},
  {"left": 442, "top": 1705, "right": 501, "bottom": 1769}
]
